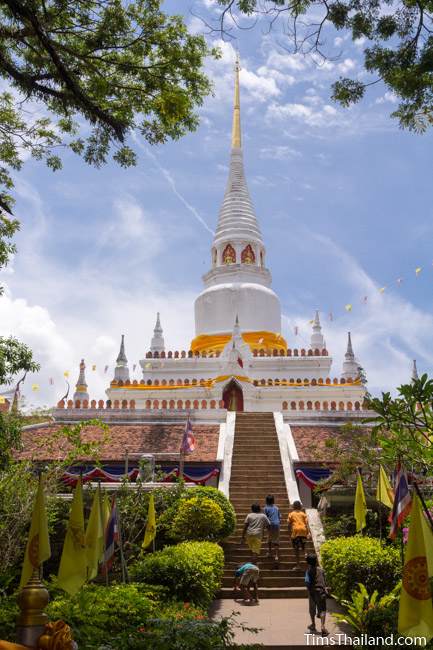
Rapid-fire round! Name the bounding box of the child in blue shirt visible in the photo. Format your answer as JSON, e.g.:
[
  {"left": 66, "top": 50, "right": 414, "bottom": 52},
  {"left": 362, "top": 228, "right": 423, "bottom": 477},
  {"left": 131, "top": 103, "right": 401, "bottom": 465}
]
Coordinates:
[
  {"left": 234, "top": 562, "right": 260, "bottom": 602},
  {"left": 264, "top": 494, "right": 281, "bottom": 562}
]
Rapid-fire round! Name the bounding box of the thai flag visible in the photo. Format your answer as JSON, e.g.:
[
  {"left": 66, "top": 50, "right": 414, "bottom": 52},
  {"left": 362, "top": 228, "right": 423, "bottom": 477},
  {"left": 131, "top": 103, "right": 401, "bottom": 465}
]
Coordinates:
[
  {"left": 181, "top": 417, "right": 196, "bottom": 454},
  {"left": 389, "top": 464, "right": 412, "bottom": 539},
  {"left": 102, "top": 497, "right": 119, "bottom": 572}
]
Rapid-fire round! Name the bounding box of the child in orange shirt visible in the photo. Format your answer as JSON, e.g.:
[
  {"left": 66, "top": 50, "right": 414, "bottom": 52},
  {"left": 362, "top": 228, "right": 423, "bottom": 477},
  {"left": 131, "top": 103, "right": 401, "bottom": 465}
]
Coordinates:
[{"left": 287, "top": 500, "right": 311, "bottom": 569}]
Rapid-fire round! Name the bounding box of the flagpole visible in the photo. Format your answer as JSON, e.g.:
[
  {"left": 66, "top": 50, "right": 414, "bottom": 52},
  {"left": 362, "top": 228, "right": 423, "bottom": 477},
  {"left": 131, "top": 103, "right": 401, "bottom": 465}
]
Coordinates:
[
  {"left": 179, "top": 449, "right": 185, "bottom": 482},
  {"left": 378, "top": 467, "right": 383, "bottom": 542},
  {"left": 96, "top": 482, "right": 105, "bottom": 585},
  {"left": 116, "top": 507, "right": 129, "bottom": 584},
  {"left": 414, "top": 481, "right": 433, "bottom": 534}
]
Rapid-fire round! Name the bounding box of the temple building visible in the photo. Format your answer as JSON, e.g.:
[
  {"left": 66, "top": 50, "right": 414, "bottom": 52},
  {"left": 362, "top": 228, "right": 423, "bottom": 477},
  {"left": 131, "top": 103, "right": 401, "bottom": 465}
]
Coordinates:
[{"left": 20, "top": 59, "right": 370, "bottom": 506}]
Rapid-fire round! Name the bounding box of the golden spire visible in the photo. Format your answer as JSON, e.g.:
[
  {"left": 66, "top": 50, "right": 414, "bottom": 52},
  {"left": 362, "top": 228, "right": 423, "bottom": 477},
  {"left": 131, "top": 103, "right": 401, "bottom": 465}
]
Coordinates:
[{"left": 231, "top": 52, "right": 241, "bottom": 149}]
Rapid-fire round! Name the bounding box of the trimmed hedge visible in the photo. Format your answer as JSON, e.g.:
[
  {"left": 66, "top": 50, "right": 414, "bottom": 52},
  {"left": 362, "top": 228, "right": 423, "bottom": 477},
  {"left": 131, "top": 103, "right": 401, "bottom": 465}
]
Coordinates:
[
  {"left": 320, "top": 536, "right": 401, "bottom": 601},
  {"left": 171, "top": 497, "right": 224, "bottom": 542},
  {"left": 186, "top": 487, "right": 236, "bottom": 539},
  {"left": 158, "top": 487, "right": 236, "bottom": 544},
  {"left": 132, "top": 541, "right": 224, "bottom": 607}
]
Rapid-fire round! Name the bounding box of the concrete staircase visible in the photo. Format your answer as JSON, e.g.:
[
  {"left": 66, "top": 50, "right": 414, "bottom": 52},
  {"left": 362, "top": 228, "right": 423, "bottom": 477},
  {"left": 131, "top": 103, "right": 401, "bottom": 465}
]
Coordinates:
[{"left": 219, "top": 412, "right": 312, "bottom": 599}]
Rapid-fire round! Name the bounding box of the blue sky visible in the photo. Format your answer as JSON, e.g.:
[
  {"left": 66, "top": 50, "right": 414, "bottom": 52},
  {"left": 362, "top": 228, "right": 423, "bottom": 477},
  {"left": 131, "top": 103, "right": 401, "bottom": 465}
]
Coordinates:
[{"left": 1, "top": 0, "right": 433, "bottom": 407}]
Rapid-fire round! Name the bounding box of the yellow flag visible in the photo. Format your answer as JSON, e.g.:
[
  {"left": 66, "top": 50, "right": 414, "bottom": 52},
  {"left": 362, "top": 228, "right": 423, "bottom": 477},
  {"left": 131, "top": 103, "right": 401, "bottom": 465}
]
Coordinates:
[
  {"left": 354, "top": 472, "right": 367, "bottom": 532},
  {"left": 85, "top": 485, "right": 104, "bottom": 581},
  {"left": 376, "top": 465, "right": 394, "bottom": 509},
  {"left": 58, "top": 478, "right": 87, "bottom": 595},
  {"left": 416, "top": 267, "right": 422, "bottom": 276},
  {"left": 345, "top": 304, "right": 352, "bottom": 312},
  {"left": 63, "top": 371, "right": 69, "bottom": 378},
  {"left": 142, "top": 494, "right": 156, "bottom": 550},
  {"left": 102, "top": 492, "right": 110, "bottom": 530},
  {"left": 398, "top": 494, "right": 433, "bottom": 643},
  {"left": 20, "top": 476, "right": 51, "bottom": 589}
]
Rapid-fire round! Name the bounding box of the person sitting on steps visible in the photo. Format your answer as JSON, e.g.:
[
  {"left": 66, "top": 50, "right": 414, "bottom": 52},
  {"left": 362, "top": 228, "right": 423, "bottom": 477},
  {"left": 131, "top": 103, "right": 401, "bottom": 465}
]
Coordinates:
[
  {"left": 264, "top": 494, "right": 281, "bottom": 563},
  {"left": 287, "top": 500, "right": 311, "bottom": 570}
]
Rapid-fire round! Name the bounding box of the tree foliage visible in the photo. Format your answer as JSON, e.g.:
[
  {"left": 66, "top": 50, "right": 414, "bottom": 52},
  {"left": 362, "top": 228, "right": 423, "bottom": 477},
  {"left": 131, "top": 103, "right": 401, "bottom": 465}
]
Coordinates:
[
  {"left": 0, "top": 336, "right": 39, "bottom": 385},
  {"left": 0, "top": 0, "right": 214, "bottom": 223},
  {"left": 215, "top": 0, "right": 433, "bottom": 132},
  {"left": 320, "top": 375, "right": 433, "bottom": 490}
]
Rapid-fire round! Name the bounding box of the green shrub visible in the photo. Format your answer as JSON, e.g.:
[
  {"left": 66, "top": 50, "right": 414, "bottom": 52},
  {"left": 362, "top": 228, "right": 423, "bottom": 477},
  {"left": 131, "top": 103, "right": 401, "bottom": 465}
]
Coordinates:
[
  {"left": 0, "top": 594, "right": 19, "bottom": 641},
  {"left": 132, "top": 541, "right": 224, "bottom": 607},
  {"left": 186, "top": 486, "right": 236, "bottom": 539},
  {"left": 321, "top": 536, "right": 401, "bottom": 601},
  {"left": 102, "top": 614, "right": 260, "bottom": 649},
  {"left": 170, "top": 497, "right": 224, "bottom": 542},
  {"left": 323, "top": 511, "right": 385, "bottom": 539},
  {"left": 158, "top": 487, "right": 236, "bottom": 544},
  {"left": 46, "top": 583, "right": 168, "bottom": 647}
]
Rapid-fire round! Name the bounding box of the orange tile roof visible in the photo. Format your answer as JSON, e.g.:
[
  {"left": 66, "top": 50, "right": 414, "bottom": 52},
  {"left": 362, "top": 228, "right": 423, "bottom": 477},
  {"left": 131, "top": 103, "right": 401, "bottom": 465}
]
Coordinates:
[
  {"left": 16, "top": 423, "right": 220, "bottom": 463},
  {"left": 291, "top": 425, "right": 368, "bottom": 463}
]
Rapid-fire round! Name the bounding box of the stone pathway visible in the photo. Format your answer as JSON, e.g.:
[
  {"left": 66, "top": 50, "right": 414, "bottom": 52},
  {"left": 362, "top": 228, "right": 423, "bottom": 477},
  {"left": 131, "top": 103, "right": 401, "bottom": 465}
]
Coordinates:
[{"left": 209, "top": 598, "right": 352, "bottom": 647}]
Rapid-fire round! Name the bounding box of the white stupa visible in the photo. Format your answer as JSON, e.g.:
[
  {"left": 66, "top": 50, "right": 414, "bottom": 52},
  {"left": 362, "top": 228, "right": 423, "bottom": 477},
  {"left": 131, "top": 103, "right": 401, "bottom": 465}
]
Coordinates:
[{"left": 99, "top": 57, "right": 366, "bottom": 416}]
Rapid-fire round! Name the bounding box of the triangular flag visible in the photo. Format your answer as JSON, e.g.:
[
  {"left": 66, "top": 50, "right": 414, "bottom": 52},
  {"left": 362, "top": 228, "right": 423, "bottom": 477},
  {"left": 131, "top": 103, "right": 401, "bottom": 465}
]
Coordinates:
[
  {"left": 142, "top": 494, "right": 157, "bottom": 550},
  {"left": 63, "top": 371, "right": 69, "bottom": 378},
  {"left": 57, "top": 478, "right": 87, "bottom": 595},
  {"left": 415, "top": 267, "right": 422, "bottom": 276},
  {"left": 20, "top": 476, "right": 51, "bottom": 589},
  {"left": 376, "top": 465, "right": 394, "bottom": 509},
  {"left": 354, "top": 471, "right": 367, "bottom": 532},
  {"left": 398, "top": 494, "right": 433, "bottom": 642},
  {"left": 85, "top": 485, "right": 104, "bottom": 580},
  {"left": 31, "top": 384, "right": 39, "bottom": 391},
  {"left": 345, "top": 304, "right": 353, "bottom": 312},
  {"left": 379, "top": 287, "right": 386, "bottom": 294}
]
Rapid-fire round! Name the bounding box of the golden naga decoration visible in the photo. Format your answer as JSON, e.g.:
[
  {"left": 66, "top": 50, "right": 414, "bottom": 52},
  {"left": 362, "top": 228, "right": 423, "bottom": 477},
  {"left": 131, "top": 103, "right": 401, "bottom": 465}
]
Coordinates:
[
  {"left": 222, "top": 243, "right": 236, "bottom": 264},
  {"left": 37, "top": 621, "right": 76, "bottom": 650},
  {"left": 241, "top": 244, "right": 255, "bottom": 264}
]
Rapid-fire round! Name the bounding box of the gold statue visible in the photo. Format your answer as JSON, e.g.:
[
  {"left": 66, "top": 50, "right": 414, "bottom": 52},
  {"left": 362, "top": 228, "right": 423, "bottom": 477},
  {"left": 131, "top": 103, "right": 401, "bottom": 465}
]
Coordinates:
[
  {"left": 37, "top": 621, "right": 76, "bottom": 650},
  {"left": 241, "top": 245, "right": 255, "bottom": 264},
  {"left": 222, "top": 244, "right": 236, "bottom": 264}
]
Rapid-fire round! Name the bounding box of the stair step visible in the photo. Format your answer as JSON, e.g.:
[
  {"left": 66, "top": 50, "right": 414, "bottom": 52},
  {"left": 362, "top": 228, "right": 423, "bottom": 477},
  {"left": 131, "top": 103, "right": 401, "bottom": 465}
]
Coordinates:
[{"left": 217, "top": 587, "right": 307, "bottom": 599}]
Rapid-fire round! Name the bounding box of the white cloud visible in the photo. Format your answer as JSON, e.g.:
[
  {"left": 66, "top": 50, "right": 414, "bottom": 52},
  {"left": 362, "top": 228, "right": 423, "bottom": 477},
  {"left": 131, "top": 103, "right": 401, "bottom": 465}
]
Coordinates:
[
  {"left": 266, "top": 101, "right": 338, "bottom": 127},
  {"left": 239, "top": 68, "right": 280, "bottom": 101},
  {"left": 376, "top": 91, "right": 398, "bottom": 105},
  {"left": 337, "top": 58, "right": 356, "bottom": 74},
  {"left": 259, "top": 145, "right": 301, "bottom": 160},
  {"left": 282, "top": 231, "right": 433, "bottom": 394}
]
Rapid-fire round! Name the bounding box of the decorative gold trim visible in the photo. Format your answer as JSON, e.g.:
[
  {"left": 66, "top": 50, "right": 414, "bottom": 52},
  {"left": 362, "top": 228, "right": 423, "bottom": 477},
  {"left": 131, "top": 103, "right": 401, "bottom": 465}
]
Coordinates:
[
  {"left": 109, "top": 377, "right": 362, "bottom": 391},
  {"left": 190, "top": 330, "right": 287, "bottom": 353}
]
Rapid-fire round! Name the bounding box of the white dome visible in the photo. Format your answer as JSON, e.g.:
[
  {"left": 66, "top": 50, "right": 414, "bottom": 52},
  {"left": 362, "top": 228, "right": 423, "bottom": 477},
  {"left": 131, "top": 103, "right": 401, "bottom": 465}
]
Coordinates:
[{"left": 195, "top": 282, "right": 281, "bottom": 335}]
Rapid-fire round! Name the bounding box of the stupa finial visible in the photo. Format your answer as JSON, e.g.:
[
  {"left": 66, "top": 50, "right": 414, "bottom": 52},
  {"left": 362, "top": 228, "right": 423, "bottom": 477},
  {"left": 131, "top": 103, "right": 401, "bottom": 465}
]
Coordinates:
[{"left": 231, "top": 52, "right": 241, "bottom": 149}]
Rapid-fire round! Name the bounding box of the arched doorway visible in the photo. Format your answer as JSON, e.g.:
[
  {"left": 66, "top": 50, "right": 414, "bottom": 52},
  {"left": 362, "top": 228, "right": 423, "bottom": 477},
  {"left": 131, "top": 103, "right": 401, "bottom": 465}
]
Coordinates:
[{"left": 222, "top": 380, "right": 244, "bottom": 412}]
